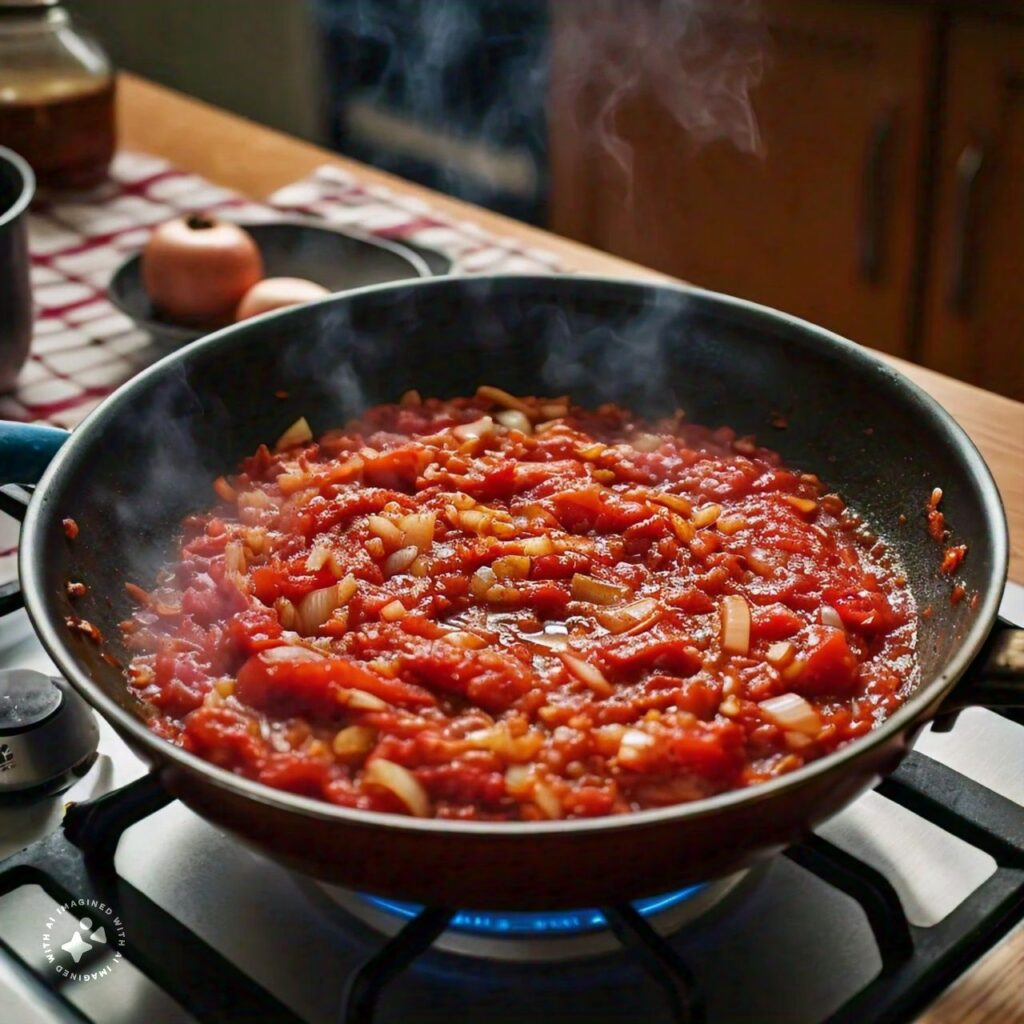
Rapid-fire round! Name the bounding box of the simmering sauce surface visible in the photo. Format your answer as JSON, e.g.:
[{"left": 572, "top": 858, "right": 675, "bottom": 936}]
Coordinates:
[{"left": 123, "top": 390, "right": 918, "bottom": 820}]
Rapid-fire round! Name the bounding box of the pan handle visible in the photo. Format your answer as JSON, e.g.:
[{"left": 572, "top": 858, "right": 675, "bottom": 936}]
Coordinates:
[
  {"left": 930, "top": 617, "right": 1024, "bottom": 732},
  {"left": 0, "top": 421, "right": 70, "bottom": 616}
]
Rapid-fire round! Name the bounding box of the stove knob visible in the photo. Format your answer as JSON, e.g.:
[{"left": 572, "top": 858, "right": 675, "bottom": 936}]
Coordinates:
[{"left": 0, "top": 670, "right": 99, "bottom": 797}]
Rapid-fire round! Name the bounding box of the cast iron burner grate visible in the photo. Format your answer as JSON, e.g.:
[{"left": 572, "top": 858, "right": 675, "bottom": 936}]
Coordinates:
[{"left": 0, "top": 744, "right": 1022, "bottom": 1024}]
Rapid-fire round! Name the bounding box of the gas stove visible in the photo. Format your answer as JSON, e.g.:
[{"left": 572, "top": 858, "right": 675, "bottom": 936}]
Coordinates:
[{"left": 0, "top": 587, "right": 1022, "bottom": 1024}]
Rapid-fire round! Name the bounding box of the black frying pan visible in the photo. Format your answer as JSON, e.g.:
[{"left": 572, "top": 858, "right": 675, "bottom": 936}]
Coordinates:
[{"left": 0, "top": 275, "right": 1019, "bottom": 910}]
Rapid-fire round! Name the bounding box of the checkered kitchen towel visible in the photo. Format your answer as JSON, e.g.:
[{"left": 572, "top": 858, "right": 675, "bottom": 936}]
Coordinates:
[{"left": 0, "top": 152, "right": 563, "bottom": 585}]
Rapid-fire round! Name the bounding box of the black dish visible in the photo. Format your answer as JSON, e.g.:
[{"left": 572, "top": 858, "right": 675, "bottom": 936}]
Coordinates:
[
  {"left": 0, "top": 274, "right": 1015, "bottom": 911},
  {"left": 107, "top": 218, "right": 437, "bottom": 347}
]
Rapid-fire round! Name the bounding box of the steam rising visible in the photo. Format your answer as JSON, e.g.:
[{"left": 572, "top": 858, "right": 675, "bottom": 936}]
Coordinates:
[
  {"left": 329, "top": 0, "right": 766, "bottom": 204},
  {"left": 101, "top": 1, "right": 769, "bottom": 588},
  {"left": 555, "top": 0, "right": 766, "bottom": 190}
]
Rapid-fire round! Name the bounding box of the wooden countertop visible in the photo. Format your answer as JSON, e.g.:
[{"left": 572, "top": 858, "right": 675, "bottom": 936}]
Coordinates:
[{"left": 116, "top": 72, "right": 1023, "bottom": 1024}]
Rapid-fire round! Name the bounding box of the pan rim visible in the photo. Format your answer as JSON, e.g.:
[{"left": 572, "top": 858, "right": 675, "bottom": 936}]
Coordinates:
[{"left": 18, "top": 273, "right": 1009, "bottom": 837}]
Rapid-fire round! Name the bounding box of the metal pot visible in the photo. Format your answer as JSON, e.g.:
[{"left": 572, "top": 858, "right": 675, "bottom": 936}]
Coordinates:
[
  {"left": 0, "top": 274, "right": 1019, "bottom": 909},
  {"left": 0, "top": 146, "right": 34, "bottom": 392}
]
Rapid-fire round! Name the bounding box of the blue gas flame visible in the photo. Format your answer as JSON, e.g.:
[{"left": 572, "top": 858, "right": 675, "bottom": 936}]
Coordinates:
[{"left": 361, "top": 885, "right": 705, "bottom": 937}]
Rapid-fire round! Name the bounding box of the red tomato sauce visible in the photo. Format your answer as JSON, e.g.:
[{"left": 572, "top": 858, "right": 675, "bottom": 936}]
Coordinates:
[{"left": 123, "top": 390, "right": 918, "bottom": 820}]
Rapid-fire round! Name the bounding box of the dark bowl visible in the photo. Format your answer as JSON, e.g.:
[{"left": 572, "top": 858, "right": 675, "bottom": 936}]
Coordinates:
[{"left": 107, "top": 218, "right": 438, "bottom": 347}]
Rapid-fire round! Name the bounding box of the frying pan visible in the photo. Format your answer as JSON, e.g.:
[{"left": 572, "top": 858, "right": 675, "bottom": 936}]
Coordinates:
[{"left": 1, "top": 275, "right": 1020, "bottom": 910}]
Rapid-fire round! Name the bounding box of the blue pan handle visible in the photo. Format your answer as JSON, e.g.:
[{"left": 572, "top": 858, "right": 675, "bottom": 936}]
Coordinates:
[{"left": 0, "top": 421, "right": 70, "bottom": 615}]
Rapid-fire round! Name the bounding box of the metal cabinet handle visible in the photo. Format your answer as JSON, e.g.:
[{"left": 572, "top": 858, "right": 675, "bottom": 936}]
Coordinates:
[
  {"left": 948, "top": 143, "right": 986, "bottom": 316},
  {"left": 859, "top": 110, "right": 895, "bottom": 283}
]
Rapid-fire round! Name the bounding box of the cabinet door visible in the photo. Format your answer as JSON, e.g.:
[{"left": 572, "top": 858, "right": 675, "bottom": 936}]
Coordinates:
[
  {"left": 919, "top": 18, "right": 1024, "bottom": 401},
  {"left": 549, "top": 0, "right": 930, "bottom": 356}
]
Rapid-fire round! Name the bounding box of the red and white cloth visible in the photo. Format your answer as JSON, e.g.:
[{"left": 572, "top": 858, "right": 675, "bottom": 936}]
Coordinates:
[{"left": 0, "top": 151, "right": 563, "bottom": 585}]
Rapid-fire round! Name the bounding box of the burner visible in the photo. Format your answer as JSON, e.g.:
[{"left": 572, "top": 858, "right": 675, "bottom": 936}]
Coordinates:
[
  {"left": 326, "top": 870, "right": 751, "bottom": 961},
  {"left": 0, "top": 669, "right": 99, "bottom": 798}
]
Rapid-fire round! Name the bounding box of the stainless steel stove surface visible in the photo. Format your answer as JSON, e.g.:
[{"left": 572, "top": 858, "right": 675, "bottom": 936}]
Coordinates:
[{"left": 0, "top": 585, "right": 1022, "bottom": 1024}]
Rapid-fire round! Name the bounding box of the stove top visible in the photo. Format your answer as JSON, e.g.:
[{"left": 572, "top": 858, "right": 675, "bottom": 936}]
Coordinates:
[{"left": 0, "top": 586, "right": 1022, "bottom": 1024}]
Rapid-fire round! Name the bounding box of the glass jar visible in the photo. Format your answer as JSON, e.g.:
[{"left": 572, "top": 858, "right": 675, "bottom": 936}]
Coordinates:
[{"left": 0, "top": 0, "right": 116, "bottom": 190}]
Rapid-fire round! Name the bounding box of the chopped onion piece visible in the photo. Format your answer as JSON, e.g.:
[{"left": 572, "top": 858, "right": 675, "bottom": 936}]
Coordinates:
[
  {"left": 453, "top": 416, "right": 494, "bottom": 441},
  {"left": 364, "top": 759, "right": 431, "bottom": 817},
  {"left": 717, "top": 515, "right": 747, "bottom": 535},
  {"left": 237, "top": 489, "right": 274, "bottom": 511},
  {"left": 631, "top": 432, "right": 662, "bottom": 453},
  {"left": 476, "top": 385, "right": 531, "bottom": 413},
  {"left": 459, "top": 509, "right": 490, "bottom": 534},
  {"left": 368, "top": 515, "right": 404, "bottom": 551},
  {"left": 765, "top": 641, "right": 796, "bottom": 667},
  {"left": 649, "top": 492, "right": 693, "bottom": 516},
  {"left": 495, "top": 409, "right": 534, "bottom": 435},
  {"left": 336, "top": 574, "right": 358, "bottom": 606},
  {"left": 781, "top": 657, "right": 806, "bottom": 682},
  {"left": 261, "top": 644, "right": 325, "bottom": 663},
  {"left": 298, "top": 583, "right": 345, "bottom": 634},
  {"left": 442, "top": 630, "right": 489, "bottom": 650},
  {"left": 470, "top": 566, "right": 498, "bottom": 598},
  {"left": 593, "top": 724, "right": 627, "bottom": 755},
  {"left": 275, "top": 597, "right": 297, "bottom": 630},
  {"left": 571, "top": 573, "right": 628, "bottom": 605},
  {"left": 380, "top": 599, "right": 407, "bottom": 621},
  {"left": 466, "top": 724, "right": 544, "bottom": 762},
  {"left": 596, "top": 598, "right": 660, "bottom": 634},
  {"left": 576, "top": 442, "right": 606, "bottom": 460},
  {"left": 521, "top": 535, "right": 555, "bottom": 556},
  {"left": 532, "top": 782, "right": 563, "bottom": 819},
  {"left": 224, "top": 539, "right": 246, "bottom": 576},
  {"left": 505, "top": 764, "right": 532, "bottom": 794},
  {"left": 305, "top": 543, "right": 331, "bottom": 571},
  {"left": 759, "top": 692, "right": 821, "bottom": 736},
  {"left": 492, "top": 554, "right": 531, "bottom": 579},
  {"left": 719, "top": 695, "right": 741, "bottom": 717},
  {"left": 745, "top": 548, "right": 775, "bottom": 578},
  {"left": 560, "top": 651, "right": 614, "bottom": 697},
  {"left": 448, "top": 492, "right": 476, "bottom": 510},
  {"left": 332, "top": 725, "right": 377, "bottom": 762},
  {"left": 617, "top": 728, "right": 656, "bottom": 768},
  {"left": 274, "top": 416, "right": 313, "bottom": 452},
  {"left": 399, "top": 511, "right": 436, "bottom": 552},
  {"left": 669, "top": 514, "right": 695, "bottom": 543},
  {"left": 820, "top": 606, "right": 845, "bottom": 629},
  {"left": 485, "top": 583, "right": 523, "bottom": 605},
  {"left": 784, "top": 495, "right": 818, "bottom": 515},
  {"left": 383, "top": 545, "right": 420, "bottom": 578},
  {"left": 522, "top": 632, "right": 571, "bottom": 653},
  {"left": 345, "top": 688, "right": 389, "bottom": 711},
  {"left": 692, "top": 504, "right": 722, "bottom": 528},
  {"left": 213, "top": 476, "right": 237, "bottom": 502},
  {"left": 720, "top": 595, "right": 751, "bottom": 654}
]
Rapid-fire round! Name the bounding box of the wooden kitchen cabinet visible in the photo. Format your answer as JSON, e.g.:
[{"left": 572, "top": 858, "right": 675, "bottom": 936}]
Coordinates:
[
  {"left": 918, "top": 18, "right": 1024, "bottom": 401},
  {"left": 549, "top": 0, "right": 932, "bottom": 357}
]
